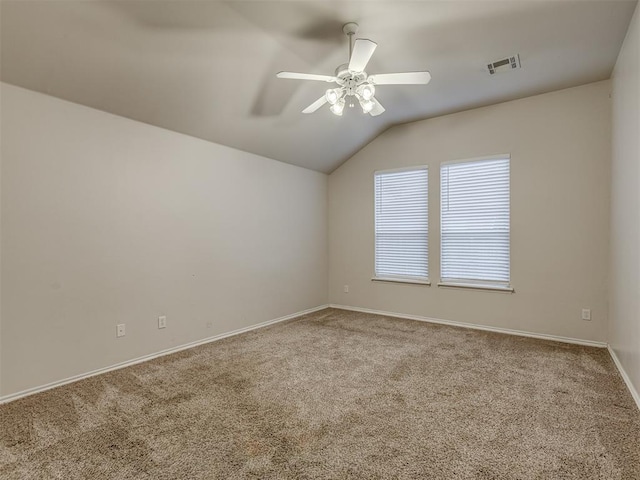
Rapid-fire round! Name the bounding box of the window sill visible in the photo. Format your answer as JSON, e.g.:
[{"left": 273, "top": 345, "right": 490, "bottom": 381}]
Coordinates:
[
  {"left": 372, "top": 277, "right": 431, "bottom": 286},
  {"left": 437, "top": 282, "right": 514, "bottom": 293}
]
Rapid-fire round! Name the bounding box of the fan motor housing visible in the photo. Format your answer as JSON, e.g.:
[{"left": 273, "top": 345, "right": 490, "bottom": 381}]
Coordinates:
[{"left": 335, "top": 63, "right": 367, "bottom": 94}]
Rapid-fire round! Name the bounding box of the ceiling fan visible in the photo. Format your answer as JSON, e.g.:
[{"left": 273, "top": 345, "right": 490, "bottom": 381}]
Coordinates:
[{"left": 276, "top": 22, "right": 431, "bottom": 117}]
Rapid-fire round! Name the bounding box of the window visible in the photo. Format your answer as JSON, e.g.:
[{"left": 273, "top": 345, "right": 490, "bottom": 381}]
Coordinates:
[
  {"left": 374, "top": 167, "right": 429, "bottom": 283},
  {"left": 440, "top": 156, "right": 511, "bottom": 290}
]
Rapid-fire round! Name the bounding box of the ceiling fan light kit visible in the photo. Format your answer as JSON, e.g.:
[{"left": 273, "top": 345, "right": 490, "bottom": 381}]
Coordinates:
[{"left": 276, "top": 22, "right": 431, "bottom": 117}]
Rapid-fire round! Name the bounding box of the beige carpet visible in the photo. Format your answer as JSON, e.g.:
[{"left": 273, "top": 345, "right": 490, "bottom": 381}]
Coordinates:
[{"left": 1, "top": 308, "right": 639, "bottom": 479}]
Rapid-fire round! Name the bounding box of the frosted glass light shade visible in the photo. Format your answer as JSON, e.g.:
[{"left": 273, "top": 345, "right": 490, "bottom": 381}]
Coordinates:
[
  {"left": 325, "top": 88, "right": 342, "bottom": 105},
  {"left": 330, "top": 99, "right": 345, "bottom": 116},
  {"left": 360, "top": 98, "right": 374, "bottom": 113},
  {"left": 358, "top": 84, "right": 375, "bottom": 100}
]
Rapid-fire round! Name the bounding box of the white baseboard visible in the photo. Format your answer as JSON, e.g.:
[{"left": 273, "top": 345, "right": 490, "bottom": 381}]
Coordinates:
[
  {"left": 607, "top": 345, "right": 640, "bottom": 411},
  {"left": 329, "top": 304, "right": 608, "bottom": 348},
  {"left": 0, "top": 304, "right": 329, "bottom": 405},
  {"left": 7, "top": 304, "right": 635, "bottom": 412}
]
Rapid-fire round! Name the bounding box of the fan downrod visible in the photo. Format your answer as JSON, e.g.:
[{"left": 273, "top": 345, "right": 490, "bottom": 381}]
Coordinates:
[{"left": 342, "top": 22, "right": 359, "bottom": 59}]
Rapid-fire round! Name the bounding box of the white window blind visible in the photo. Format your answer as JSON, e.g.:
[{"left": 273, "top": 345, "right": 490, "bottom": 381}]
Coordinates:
[
  {"left": 440, "top": 157, "right": 510, "bottom": 286},
  {"left": 374, "top": 168, "right": 429, "bottom": 281}
]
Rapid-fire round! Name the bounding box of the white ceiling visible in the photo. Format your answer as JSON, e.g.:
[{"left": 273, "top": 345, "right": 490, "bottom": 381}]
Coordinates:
[{"left": 1, "top": 0, "right": 636, "bottom": 173}]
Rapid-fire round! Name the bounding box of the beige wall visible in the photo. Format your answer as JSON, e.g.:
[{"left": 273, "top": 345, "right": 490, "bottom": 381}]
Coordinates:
[
  {"left": 610, "top": 4, "right": 640, "bottom": 396},
  {"left": 0, "top": 83, "right": 328, "bottom": 397},
  {"left": 329, "top": 81, "right": 611, "bottom": 343}
]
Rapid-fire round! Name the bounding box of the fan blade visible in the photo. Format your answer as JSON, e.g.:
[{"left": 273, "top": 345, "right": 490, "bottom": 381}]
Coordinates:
[
  {"left": 368, "top": 71, "right": 432, "bottom": 85},
  {"left": 277, "top": 71, "right": 336, "bottom": 82},
  {"left": 369, "top": 98, "right": 385, "bottom": 117},
  {"left": 348, "top": 39, "right": 377, "bottom": 73},
  {"left": 302, "top": 95, "right": 328, "bottom": 114}
]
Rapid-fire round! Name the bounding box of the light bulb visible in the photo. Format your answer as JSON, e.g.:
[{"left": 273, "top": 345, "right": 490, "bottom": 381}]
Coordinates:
[
  {"left": 325, "top": 88, "right": 342, "bottom": 105},
  {"left": 358, "top": 84, "right": 375, "bottom": 101},
  {"left": 330, "top": 99, "right": 345, "bottom": 116},
  {"left": 360, "top": 98, "right": 374, "bottom": 113}
]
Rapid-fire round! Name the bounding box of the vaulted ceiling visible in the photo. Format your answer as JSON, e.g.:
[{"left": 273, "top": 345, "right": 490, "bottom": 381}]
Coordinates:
[{"left": 1, "top": 1, "right": 636, "bottom": 173}]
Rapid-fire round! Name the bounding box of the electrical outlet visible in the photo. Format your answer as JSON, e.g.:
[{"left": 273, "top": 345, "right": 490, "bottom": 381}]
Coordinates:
[
  {"left": 116, "top": 324, "right": 126, "bottom": 337},
  {"left": 206, "top": 321, "right": 213, "bottom": 329},
  {"left": 581, "top": 308, "right": 591, "bottom": 321},
  {"left": 344, "top": 285, "right": 349, "bottom": 293},
  {"left": 158, "top": 315, "right": 167, "bottom": 329}
]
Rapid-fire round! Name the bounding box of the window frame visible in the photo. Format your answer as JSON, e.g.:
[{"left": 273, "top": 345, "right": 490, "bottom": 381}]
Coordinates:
[
  {"left": 373, "top": 165, "right": 431, "bottom": 286},
  {"left": 438, "top": 154, "right": 513, "bottom": 293}
]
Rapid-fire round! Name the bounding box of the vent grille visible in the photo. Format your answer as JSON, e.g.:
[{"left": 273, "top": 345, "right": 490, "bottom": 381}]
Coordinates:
[{"left": 487, "top": 55, "right": 521, "bottom": 75}]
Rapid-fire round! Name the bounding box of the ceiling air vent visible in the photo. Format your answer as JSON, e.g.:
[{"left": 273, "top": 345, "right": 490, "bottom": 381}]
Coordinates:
[{"left": 487, "top": 54, "right": 521, "bottom": 75}]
